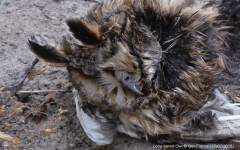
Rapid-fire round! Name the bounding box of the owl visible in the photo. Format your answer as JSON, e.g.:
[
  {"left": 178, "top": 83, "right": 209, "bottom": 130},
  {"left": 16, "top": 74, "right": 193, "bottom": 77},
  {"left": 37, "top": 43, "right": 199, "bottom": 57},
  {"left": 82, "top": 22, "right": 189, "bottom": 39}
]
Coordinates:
[{"left": 28, "top": 0, "right": 240, "bottom": 146}]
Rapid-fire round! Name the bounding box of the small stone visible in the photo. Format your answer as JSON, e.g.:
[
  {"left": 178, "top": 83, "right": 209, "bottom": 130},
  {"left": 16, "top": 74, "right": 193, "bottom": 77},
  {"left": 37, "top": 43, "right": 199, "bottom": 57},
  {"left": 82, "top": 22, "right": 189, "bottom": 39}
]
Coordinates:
[{"left": 2, "top": 141, "right": 9, "bottom": 147}]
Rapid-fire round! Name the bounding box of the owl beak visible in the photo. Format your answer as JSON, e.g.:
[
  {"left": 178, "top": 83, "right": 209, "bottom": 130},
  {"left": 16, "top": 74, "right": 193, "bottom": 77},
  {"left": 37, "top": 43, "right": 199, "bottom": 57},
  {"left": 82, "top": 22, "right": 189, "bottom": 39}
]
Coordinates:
[
  {"left": 121, "top": 80, "right": 144, "bottom": 95},
  {"left": 115, "top": 70, "right": 143, "bottom": 95}
]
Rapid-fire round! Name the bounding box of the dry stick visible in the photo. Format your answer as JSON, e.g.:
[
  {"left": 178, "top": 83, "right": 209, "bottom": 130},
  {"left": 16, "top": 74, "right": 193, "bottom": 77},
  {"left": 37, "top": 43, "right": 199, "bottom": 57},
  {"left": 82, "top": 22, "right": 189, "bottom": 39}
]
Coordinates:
[
  {"left": 0, "top": 83, "right": 72, "bottom": 138},
  {"left": 84, "top": 0, "right": 100, "bottom": 3},
  {"left": 17, "top": 82, "right": 72, "bottom": 124},
  {"left": 18, "top": 90, "right": 70, "bottom": 94},
  {"left": 1, "top": 59, "right": 70, "bottom": 141},
  {"left": 3, "top": 58, "right": 39, "bottom": 105}
]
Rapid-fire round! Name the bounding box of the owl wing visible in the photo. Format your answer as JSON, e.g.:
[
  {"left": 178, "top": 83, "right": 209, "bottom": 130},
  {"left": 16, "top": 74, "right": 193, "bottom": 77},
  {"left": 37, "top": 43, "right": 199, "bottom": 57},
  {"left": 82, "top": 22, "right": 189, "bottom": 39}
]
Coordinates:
[{"left": 74, "top": 94, "right": 117, "bottom": 145}]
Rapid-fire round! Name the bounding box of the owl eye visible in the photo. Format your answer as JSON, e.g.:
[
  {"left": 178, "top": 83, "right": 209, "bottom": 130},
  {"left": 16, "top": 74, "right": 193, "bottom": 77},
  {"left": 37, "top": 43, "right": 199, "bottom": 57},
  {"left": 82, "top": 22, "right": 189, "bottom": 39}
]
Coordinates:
[{"left": 115, "top": 70, "right": 143, "bottom": 95}]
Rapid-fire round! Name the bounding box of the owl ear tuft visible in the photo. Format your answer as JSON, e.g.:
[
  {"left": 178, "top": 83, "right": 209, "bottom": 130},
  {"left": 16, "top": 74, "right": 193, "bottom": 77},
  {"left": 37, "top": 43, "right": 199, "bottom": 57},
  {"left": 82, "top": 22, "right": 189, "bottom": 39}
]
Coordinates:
[
  {"left": 28, "top": 35, "right": 67, "bottom": 67},
  {"left": 66, "top": 19, "right": 101, "bottom": 45}
]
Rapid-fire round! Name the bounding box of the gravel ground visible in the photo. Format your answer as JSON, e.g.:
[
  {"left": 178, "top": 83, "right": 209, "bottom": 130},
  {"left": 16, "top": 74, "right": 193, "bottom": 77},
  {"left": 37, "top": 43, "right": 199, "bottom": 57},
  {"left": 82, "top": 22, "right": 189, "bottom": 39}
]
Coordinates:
[{"left": 0, "top": 0, "right": 154, "bottom": 149}]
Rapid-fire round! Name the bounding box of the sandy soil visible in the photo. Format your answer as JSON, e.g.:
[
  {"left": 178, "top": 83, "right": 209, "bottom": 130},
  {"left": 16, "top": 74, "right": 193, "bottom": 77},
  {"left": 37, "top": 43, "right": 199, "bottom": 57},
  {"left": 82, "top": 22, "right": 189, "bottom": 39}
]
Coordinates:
[{"left": 0, "top": 0, "right": 154, "bottom": 149}]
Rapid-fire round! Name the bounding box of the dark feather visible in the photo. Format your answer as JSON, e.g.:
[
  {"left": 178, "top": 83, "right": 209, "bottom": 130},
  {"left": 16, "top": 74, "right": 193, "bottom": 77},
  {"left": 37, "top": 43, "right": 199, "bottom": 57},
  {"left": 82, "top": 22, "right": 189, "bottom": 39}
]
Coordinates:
[
  {"left": 66, "top": 19, "right": 101, "bottom": 45},
  {"left": 28, "top": 35, "right": 67, "bottom": 66}
]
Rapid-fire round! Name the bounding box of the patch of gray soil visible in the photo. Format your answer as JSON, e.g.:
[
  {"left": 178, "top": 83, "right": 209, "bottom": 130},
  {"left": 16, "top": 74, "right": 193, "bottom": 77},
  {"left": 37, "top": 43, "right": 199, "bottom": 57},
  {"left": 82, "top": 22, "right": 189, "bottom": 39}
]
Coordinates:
[{"left": 0, "top": 0, "right": 153, "bottom": 149}]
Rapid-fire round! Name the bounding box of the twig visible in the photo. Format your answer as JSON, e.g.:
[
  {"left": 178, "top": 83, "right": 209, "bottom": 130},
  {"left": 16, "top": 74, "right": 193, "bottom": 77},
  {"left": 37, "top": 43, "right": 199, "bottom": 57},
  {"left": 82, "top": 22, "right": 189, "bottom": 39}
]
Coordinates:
[
  {"left": 3, "top": 58, "right": 39, "bottom": 94},
  {"left": 18, "top": 90, "right": 71, "bottom": 94},
  {"left": 2, "top": 58, "right": 39, "bottom": 105},
  {"left": 84, "top": 0, "right": 100, "bottom": 4},
  {"left": 17, "top": 82, "right": 72, "bottom": 124}
]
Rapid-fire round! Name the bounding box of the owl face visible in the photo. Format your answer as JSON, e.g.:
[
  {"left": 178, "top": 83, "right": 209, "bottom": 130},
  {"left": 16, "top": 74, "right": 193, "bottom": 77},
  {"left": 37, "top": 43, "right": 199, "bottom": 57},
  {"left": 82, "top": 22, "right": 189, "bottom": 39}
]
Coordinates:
[
  {"left": 64, "top": 19, "right": 144, "bottom": 95},
  {"left": 64, "top": 11, "right": 166, "bottom": 98}
]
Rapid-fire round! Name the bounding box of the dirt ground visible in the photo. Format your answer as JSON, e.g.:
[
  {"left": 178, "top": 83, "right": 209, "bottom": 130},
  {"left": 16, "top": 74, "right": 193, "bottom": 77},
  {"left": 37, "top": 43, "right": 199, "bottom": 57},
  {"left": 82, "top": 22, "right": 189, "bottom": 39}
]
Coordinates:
[{"left": 0, "top": 0, "right": 154, "bottom": 149}]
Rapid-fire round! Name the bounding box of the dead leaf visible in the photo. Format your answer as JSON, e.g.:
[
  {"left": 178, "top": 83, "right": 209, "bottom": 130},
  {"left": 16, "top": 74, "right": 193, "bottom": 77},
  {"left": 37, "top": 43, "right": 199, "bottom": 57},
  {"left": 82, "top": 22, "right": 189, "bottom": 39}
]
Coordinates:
[
  {"left": 4, "top": 123, "right": 12, "bottom": 127},
  {"left": 0, "top": 132, "right": 13, "bottom": 141},
  {"left": 57, "top": 108, "right": 68, "bottom": 116},
  {"left": 0, "top": 87, "right": 5, "bottom": 91},
  {"left": 44, "top": 129, "right": 51, "bottom": 134},
  {"left": 55, "top": 117, "right": 63, "bottom": 123},
  {"left": 0, "top": 108, "right": 5, "bottom": 116},
  {"left": 29, "top": 69, "right": 46, "bottom": 80}
]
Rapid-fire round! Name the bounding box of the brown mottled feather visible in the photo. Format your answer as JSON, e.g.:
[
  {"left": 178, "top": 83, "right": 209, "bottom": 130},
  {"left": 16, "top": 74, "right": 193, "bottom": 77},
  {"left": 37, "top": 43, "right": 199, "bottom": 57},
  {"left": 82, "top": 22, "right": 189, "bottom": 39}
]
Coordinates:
[{"left": 28, "top": 0, "right": 240, "bottom": 146}]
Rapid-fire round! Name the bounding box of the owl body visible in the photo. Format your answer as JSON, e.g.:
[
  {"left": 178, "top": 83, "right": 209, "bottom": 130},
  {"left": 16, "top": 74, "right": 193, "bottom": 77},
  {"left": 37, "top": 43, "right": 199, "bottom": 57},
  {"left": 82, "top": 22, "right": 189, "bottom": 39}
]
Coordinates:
[{"left": 29, "top": 0, "right": 240, "bottom": 145}]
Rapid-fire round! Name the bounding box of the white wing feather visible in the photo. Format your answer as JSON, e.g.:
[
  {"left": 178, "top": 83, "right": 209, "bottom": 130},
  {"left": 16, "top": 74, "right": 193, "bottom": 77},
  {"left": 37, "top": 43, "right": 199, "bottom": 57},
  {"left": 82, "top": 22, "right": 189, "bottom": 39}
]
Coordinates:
[{"left": 75, "top": 95, "right": 117, "bottom": 145}]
